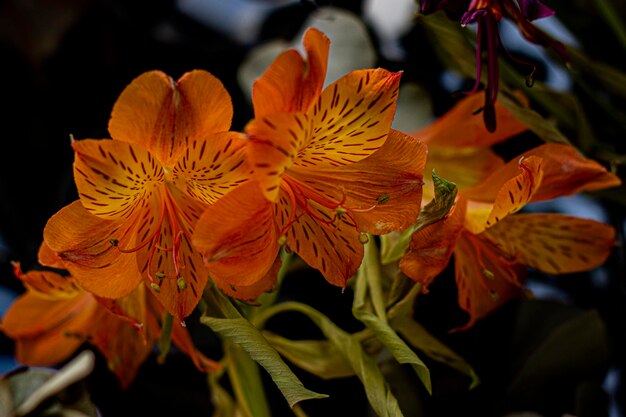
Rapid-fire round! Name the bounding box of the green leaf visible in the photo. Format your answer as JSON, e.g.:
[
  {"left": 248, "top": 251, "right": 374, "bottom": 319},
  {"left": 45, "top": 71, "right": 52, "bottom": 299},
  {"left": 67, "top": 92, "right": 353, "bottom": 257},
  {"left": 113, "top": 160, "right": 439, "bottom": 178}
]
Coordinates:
[
  {"left": 416, "top": 11, "right": 477, "bottom": 78},
  {"left": 387, "top": 280, "right": 479, "bottom": 388},
  {"left": 255, "top": 302, "right": 405, "bottom": 417},
  {"left": 567, "top": 46, "right": 626, "bottom": 99},
  {"left": 263, "top": 331, "right": 355, "bottom": 379},
  {"left": 224, "top": 343, "right": 271, "bottom": 417},
  {"left": 201, "top": 315, "right": 328, "bottom": 408},
  {"left": 353, "top": 240, "right": 432, "bottom": 394},
  {"left": 208, "top": 368, "right": 240, "bottom": 417},
  {"left": 201, "top": 288, "right": 328, "bottom": 409},
  {"left": 381, "top": 171, "right": 457, "bottom": 265},
  {"left": 498, "top": 92, "right": 572, "bottom": 145}
]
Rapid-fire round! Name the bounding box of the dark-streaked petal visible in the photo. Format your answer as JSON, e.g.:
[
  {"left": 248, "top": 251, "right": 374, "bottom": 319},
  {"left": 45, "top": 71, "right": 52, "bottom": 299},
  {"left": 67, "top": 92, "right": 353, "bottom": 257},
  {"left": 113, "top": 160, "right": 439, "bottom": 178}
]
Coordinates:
[
  {"left": 252, "top": 27, "right": 330, "bottom": 116},
  {"left": 44, "top": 200, "right": 144, "bottom": 299},
  {"left": 454, "top": 232, "right": 526, "bottom": 330},
  {"left": 109, "top": 70, "right": 233, "bottom": 165},
  {"left": 483, "top": 213, "right": 616, "bottom": 274},
  {"left": 193, "top": 181, "right": 281, "bottom": 300}
]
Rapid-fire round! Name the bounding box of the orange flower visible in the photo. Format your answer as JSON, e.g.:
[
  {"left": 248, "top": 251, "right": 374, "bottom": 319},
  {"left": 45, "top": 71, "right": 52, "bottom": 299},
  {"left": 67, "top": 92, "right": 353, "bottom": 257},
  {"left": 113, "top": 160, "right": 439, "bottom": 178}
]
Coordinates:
[
  {"left": 193, "top": 28, "right": 427, "bottom": 299},
  {"left": 43, "top": 70, "right": 250, "bottom": 320},
  {"left": 413, "top": 92, "right": 527, "bottom": 204},
  {"left": 0, "top": 244, "right": 219, "bottom": 389},
  {"left": 401, "top": 97, "right": 621, "bottom": 329}
]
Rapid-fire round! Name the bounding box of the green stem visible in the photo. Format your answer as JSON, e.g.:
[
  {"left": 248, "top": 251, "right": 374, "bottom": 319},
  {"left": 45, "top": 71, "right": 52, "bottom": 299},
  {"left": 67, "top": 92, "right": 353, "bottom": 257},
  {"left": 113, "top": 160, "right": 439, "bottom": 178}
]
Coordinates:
[
  {"left": 595, "top": 0, "right": 626, "bottom": 53},
  {"left": 157, "top": 311, "right": 174, "bottom": 364}
]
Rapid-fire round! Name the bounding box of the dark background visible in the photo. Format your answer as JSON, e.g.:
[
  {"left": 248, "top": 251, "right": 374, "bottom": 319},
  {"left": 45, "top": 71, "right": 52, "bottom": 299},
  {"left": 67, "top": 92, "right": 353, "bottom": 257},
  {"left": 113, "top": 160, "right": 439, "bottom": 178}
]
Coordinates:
[{"left": 1, "top": 1, "right": 625, "bottom": 416}]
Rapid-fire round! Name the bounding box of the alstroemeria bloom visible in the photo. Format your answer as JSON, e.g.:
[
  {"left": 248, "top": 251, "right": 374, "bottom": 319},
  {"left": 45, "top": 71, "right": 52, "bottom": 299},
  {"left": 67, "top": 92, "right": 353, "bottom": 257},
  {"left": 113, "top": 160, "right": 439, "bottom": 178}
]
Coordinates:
[
  {"left": 416, "top": 92, "right": 527, "bottom": 204},
  {"left": 402, "top": 102, "right": 621, "bottom": 329},
  {"left": 194, "top": 28, "right": 426, "bottom": 300},
  {"left": 0, "top": 244, "right": 219, "bottom": 389},
  {"left": 419, "top": 0, "right": 568, "bottom": 132},
  {"left": 43, "top": 70, "right": 250, "bottom": 320}
]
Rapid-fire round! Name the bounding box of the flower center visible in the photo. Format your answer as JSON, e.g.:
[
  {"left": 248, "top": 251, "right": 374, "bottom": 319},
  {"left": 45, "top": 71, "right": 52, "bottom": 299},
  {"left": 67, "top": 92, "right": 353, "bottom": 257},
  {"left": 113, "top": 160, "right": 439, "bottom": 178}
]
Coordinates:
[{"left": 277, "top": 177, "right": 374, "bottom": 241}]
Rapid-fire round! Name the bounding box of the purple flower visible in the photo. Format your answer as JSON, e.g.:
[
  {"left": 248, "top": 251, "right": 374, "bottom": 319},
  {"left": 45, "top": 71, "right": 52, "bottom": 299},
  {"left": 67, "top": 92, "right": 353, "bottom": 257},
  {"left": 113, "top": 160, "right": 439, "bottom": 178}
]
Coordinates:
[{"left": 419, "top": 0, "right": 568, "bottom": 132}]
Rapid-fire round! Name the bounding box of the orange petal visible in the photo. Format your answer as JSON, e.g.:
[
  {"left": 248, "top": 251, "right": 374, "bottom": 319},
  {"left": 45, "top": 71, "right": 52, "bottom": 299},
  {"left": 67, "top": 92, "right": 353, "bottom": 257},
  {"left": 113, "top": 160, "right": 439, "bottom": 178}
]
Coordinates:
[
  {"left": 400, "top": 199, "right": 466, "bottom": 290},
  {"left": 0, "top": 290, "right": 98, "bottom": 366},
  {"left": 246, "top": 112, "right": 309, "bottom": 202},
  {"left": 90, "top": 309, "right": 153, "bottom": 389},
  {"left": 454, "top": 232, "right": 526, "bottom": 330},
  {"left": 422, "top": 146, "right": 504, "bottom": 203},
  {"left": 95, "top": 285, "right": 147, "bottom": 333},
  {"left": 464, "top": 156, "right": 544, "bottom": 234},
  {"left": 523, "top": 143, "right": 622, "bottom": 201},
  {"left": 44, "top": 200, "right": 144, "bottom": 299},
  {"left": 109, "top": 70, "right": 233, "bottom": 165},
  {"left": 482, "top": 213, "right": 616, "bottom": 274},
  {"left": 38, "top": 241, "right": 65, "bottom": 269},
  {"left": 193, "top": 181, "right": 280, "bottom": 300},
  {"left": 297, "top": 69, "right": 402, "bottom": 169},
  {"left": 12, "top": 263, "right": 79, "bottom": 299},
  {"left": 291, "top": 129, "right": 426, "bottom": 234},
  {"left": 252, "top": 49, "right": 307, "bottom": 117},
  {"left": 252, "top": 27, "right": 330, "bottom": 117},
  {"left": 280, "top": 192, "right": 364, "bottom": 288},
  {"left": 137, "top": 222, "right": 209, "bottom": 320},
  {"left": 72, "top": 139, "right": 160, "bottom": 221},
  {"left": 170, "top": 318, "right": 222, "bottom": 373},
  {"left": 172, "top": 132, "right": 249, "bottom": 204},
  {"left": 412, "top": 92, "right": 527, "bottom": 147}
]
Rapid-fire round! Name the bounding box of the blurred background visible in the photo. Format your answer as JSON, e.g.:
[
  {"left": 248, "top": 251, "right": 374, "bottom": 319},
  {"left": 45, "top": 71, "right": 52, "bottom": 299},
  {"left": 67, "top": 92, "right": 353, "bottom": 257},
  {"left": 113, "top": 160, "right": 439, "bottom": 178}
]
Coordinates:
[{"left": 1, "top": 0, "right": 625, "bottom": 416}]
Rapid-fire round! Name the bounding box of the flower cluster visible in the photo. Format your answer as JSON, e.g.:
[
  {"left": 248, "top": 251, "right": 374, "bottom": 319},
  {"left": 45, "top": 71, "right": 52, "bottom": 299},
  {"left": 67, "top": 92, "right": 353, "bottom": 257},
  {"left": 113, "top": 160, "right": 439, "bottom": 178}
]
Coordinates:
[{"left": 0, "top": 26, "right": 620, "bottom": 398}]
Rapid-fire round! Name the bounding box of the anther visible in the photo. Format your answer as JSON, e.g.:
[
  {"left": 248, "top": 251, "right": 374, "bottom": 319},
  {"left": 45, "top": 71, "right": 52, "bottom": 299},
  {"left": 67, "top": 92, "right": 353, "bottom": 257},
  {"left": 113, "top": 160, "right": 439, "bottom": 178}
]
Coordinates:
[
  {"left": 155, "top": 272, "right": 166, "bottom": 280},
  {"left": 358, "top": 233, "right": 369, "bottom": 244},
  {"left": 177, "top": 277, "right": 187, "bottom": 291},
  {"left": 150, "top": 283, "right": 161, "bottom": 293},
  {"left": 482, "top": 269, "right": 495, "bottom": 280},
  {"left": 376, "top": 194, "right": 390, "bottom": 204},
  {"left": 277, "top": 235, "right": 288, "bottom": 246},
  {"left": 109, "top": 238, "right": 119, "bottom": 247}
]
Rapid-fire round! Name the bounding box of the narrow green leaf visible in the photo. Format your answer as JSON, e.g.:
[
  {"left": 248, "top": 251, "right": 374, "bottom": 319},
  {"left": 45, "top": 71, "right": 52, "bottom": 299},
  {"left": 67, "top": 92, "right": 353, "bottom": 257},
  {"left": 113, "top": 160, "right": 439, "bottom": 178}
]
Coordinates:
[
  {"left": 225, "top": 343, "right": 271, "bottom": 417},
  {"left": 201, "top": 315, "right": 328, "bottom": 408},
  {"left": 416, "top": 11, "right": 477, "bottom": 78},
  {"left": 255, "top": 302, "right": 405, "bottom": 417},
  {"left": 208, "top": 368, "right": 239, "bottom": 417},
  {"left": 594, "top": 0, "right": 626, "bottom": 52},
  {"left": 498, "top": 92, "right": 571, "bottom": 145},
  {"left": 263, "top": 331, "right": 355, "bottom": 379},
  {"left": 202, "top": 287, "right": 328, "bottom": 408},
  {"left": 388, "top": 280, "right": 479, "bottom": 388},
  {"left": 381, "top": 171, "right": 457, "bottom": 265},
  {"left": 353, "top": 240, "right": 432, "bottom": 394},
  {"left": 567, "top": 46, "right": 626, "bottom": 98}
]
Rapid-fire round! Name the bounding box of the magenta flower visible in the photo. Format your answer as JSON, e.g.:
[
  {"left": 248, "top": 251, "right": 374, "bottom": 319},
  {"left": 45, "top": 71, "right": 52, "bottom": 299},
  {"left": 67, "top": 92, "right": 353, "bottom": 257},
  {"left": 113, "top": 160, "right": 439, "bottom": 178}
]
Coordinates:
[{"left": 419, "top": 0, "right": 568, "bottom": 132}]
